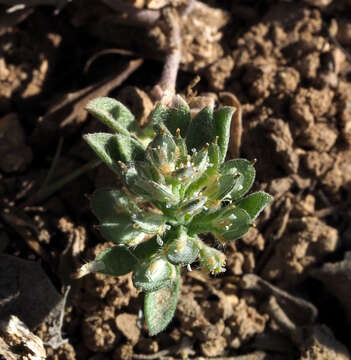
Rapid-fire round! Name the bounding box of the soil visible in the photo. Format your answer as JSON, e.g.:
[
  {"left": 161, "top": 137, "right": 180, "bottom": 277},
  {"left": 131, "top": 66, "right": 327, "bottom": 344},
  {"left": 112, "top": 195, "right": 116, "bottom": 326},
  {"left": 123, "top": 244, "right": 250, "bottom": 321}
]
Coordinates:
[{"left": 1, "top": 0, "right": 351, "bottom": 359}]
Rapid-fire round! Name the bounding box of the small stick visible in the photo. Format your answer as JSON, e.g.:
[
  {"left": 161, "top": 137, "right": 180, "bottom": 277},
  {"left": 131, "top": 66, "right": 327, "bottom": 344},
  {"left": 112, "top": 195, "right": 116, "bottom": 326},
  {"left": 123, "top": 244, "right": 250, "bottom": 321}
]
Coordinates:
[
  {"left": 241, "top": 274, "right": 317, "bottom": 325},
  {"left": 264, "top": 296, "right": 304, "bottom": 346},
  {"left": 152, "top": 7, "right": 182, "bottom": 100}
]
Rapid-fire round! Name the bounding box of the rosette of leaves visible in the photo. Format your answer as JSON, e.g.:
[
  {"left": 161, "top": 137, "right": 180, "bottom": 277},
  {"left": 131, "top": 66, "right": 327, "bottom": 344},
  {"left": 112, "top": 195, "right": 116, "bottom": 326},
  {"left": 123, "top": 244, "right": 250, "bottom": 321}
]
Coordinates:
[{"left": 79, "top": 96, "right": 272, "bottom": 336}]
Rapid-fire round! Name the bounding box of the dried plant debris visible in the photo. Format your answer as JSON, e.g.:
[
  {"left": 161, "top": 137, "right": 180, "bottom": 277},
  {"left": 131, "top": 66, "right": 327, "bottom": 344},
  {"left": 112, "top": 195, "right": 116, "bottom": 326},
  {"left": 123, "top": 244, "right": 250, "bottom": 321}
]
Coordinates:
[{"left": 0, "top": 315, "right": 46, "bottom": 360}]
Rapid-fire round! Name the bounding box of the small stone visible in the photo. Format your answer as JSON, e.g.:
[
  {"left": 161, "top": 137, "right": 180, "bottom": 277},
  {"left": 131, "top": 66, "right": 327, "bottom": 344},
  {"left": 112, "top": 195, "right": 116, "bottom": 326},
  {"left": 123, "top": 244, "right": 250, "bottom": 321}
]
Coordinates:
[
  {"left": 297, "top": 123, "right": 338, "bottom": 152},
  {"left": 115, "top": 313, "right": 140, "bottom": 345}
]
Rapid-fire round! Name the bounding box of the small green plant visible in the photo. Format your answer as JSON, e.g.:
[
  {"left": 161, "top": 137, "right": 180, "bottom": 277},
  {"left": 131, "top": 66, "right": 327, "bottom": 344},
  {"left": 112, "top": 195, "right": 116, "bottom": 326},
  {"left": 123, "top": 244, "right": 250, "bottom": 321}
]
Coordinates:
[{"left": 78, "top": 95, "right": 272, "bottom": 335}]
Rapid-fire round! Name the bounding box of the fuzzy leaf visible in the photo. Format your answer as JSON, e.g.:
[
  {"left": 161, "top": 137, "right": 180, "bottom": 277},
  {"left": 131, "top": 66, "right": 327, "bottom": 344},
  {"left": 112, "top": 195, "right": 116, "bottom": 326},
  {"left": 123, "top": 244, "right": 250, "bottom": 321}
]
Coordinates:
[
  {"left": 133, "top": 258, "right": 177, "bottom": 292},
  {"left": 144, "top": 267, "right": 180, "bottom": 336},
  {"left": 165, "top": 227, "right": 199, "bottom": 265},
  {"left": 212, "top": 206, "right": 252, "bottom": 242},
  {"left": 188, "top": 204, "right": 251, "bottom": 240},
  {"left": 236, "top": 191, "right": 272, "bottom": 221},
  {"left": 94, "top": 245, "right": 138, "bottom": 275},
  {"left": 213, "top": 107, "right": 235, "bottom": 163},
  {"left": 84, "top": 133, "right": 120, "bottom": 172},
  {"left": 124, "top": 163, "right": 179, "bottom": 204},
  {"left": 186, "top": 106, "right": 214, "bottom": 151},
  {"left": 178, "top": 196, "right": 208, "bottom": 217},
  {"left": 221, "top": 159, "right": 256, "bottom": 199},
  {"left": 204, "top": 174, "right": 239, "bottom": 201},
  {"left": 134, "top": 236, "right": 162, "bottom": 261},
  {"left": 164, "top": 106, "right": 191, "bottom": 137},
  {"left": 198, "top": 243, "right": 226, "bottom": 274},
  {"left": 86, "top": 97, "right": 135, "bottom": 135},
  {"left": 99, "top": 220, "right": 145, "bottom": 246},
  {"left": 90, "top": 189, "right": 139, "bottom": 222},
  {"left": 185, "top": 143, "right": 220, "bottom": 197},
  {"left": 146, "top": 133, "right": 177, "bottom": 173},
  {"left": 133, "top": 213, "right": 166, "bottom": 234},
  {"left": 84, "top": 132, "right": 144, "bottom": 170}
]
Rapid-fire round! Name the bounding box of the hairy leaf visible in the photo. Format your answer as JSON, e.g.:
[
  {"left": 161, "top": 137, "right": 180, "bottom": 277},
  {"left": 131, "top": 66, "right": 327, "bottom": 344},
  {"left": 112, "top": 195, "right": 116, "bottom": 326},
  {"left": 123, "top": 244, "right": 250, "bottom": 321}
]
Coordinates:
[
  {"left": 99, "top": 220, "right": 145, "bottom": 246},
  {"left": 221, "top": 159, "right": 256, "bottom": 199},
  {"left": 144, "top": 267, "right": 180, "bottom": 336},
  {"left": 133, "top": 258, "right": 177, "bottom": 292},
  {"left": 235, "top": 191, "right": 272, "bottom": 221},
  {"left": 213, "top": 107, "right": 235, "bottom": 163},
  {"left": 186, "top": 106, "right": 214, "bottom": 151},
  {"left": 86, "top": 97, "right": 135, "bottom": 135},
  {"left": 94, "top": 245, "right": 138, "bottom": 275}
]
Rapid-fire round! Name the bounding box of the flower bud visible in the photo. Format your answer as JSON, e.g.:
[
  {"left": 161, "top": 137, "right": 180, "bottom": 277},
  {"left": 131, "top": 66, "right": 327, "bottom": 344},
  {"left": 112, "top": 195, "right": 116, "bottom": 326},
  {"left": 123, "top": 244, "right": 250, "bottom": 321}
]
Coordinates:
[
  {"left": 146, "top": 133, "right": 178, "bottom": 175},
  {"left": 133, "top": 257, "right": 177, "bottom": 292},
  {"left": 198, "top": 243, "right": 226, "bottom": 274},
  {"left": 165, "top": 227, "right": 199, "bottom": 265}
]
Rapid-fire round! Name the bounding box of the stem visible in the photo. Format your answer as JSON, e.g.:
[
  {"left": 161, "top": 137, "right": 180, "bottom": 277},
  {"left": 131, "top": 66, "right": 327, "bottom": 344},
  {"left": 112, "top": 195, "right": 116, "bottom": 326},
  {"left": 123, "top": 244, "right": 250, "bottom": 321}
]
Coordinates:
[
  {"left": 40, "top": 137, "right": 64, "bottom": 191},
  {"left": 156, "top": 8, "right": 181, "bottom": 97}
]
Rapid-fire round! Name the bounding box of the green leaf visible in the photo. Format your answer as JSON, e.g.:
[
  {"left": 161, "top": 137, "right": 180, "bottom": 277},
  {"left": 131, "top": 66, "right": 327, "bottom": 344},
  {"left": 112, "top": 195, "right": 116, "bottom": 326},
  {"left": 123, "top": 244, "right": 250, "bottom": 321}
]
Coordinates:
[
  {"left": 204, "top": 174, "right": 239, "bottom": 201},
  {"left": 124, "top": 162, "right": 179, "bottom": 204},
  {"left": 186, "top": 106, "right": 214, "bottom": 151},
  {"left": 99, "top": 220, "right": 145, "bottom": 246},
  {"left": 93, "top": 245, "right": 138, "bottom": 276},
  {"left": 133, "top": 257, "right": 177, "bottom": 292},
  {"left": 150, "top": 99, "right": 191, "bottom": 138},
  {"left": 144, "top": 266, "right": 180, "bottom": 336},
  {"left": 212, "top": 206, "right": 252, "bottom": 242},
  {"left": 185, "top": 143, "right": 220, "bottom": 197},
  {"left": 221, "top": 159, "right": 256, "bottom": 200},
  {"left": 213, "top": 106, "right": 235, "bottom": 163},
  {"left": 86, "top": 97, "right": 135, "bottom": 135},
  {"left": 188, "top": 204, "right": 251, "bottom": 240},
  {"left": 84, "top": 133, "right": 121, "bottom": 172},
  {"left": 90, "top": 189, "right": 139, "bottom": 222},
  {"left": 164, "top": 106, "right": 191, "bottom": 137},
  {"left": 165, "top": 227, "right": 199, "bottom": 265},
  {"left": 178, "top": 196, "right": 208, "bottom": 217},
  {"left": 236, "top": 191, "right": 272, "bottom": 221},
  {"left": 133, "top": 213, "right": 166, "bottom": 234},
  {"left": 198, "top": 243, "right": 226, "bottom": 274},
  {"left": 84, "top": 132, "right": 144, "bottom": 166},
  {"left": 134, "top": 236, "right": 162, "bottom": 261},
  {"left": 146, "top": 133, "right": 177, "bottom": 173}
]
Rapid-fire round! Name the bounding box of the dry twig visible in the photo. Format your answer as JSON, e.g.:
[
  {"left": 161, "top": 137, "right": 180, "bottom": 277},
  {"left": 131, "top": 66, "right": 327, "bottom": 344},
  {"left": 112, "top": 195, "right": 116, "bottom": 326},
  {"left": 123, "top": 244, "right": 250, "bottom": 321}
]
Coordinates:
[{"left": 241, "top": 274, "right": 317, "bottom": 325}]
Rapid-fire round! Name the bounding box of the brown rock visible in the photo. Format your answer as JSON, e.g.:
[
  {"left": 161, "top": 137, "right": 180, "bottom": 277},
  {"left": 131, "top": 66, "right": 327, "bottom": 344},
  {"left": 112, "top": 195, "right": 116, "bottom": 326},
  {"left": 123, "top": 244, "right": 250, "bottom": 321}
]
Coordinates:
[
  {"left": 113, "top": 344, "right": 133, "bottom": 360},
  {"left": 297, "top": 123, "right": 338, "bottom": 152},
  {"left": 302, "top": 151, "right": 334, "bottom": 177},
  {"left": 296, "top": 52, "right": 320, "bottom": 79},
  {"left": 226, "top": 299, "right": 268, "bottom": 349},
  {"left": 262, "top": 217, "right": 339, "bottom": 286},
  {"left": 115, "top": 313, "right": 140, "bottom": 345},
  {"left": 206, "top": 56, "right": 234, "bottom": 91},
  {"left": 82, "top": 307, "right": 119, "bottom": 352},
  {"left": 200, "top": 336, "right": 227, "bottom": 357}
]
